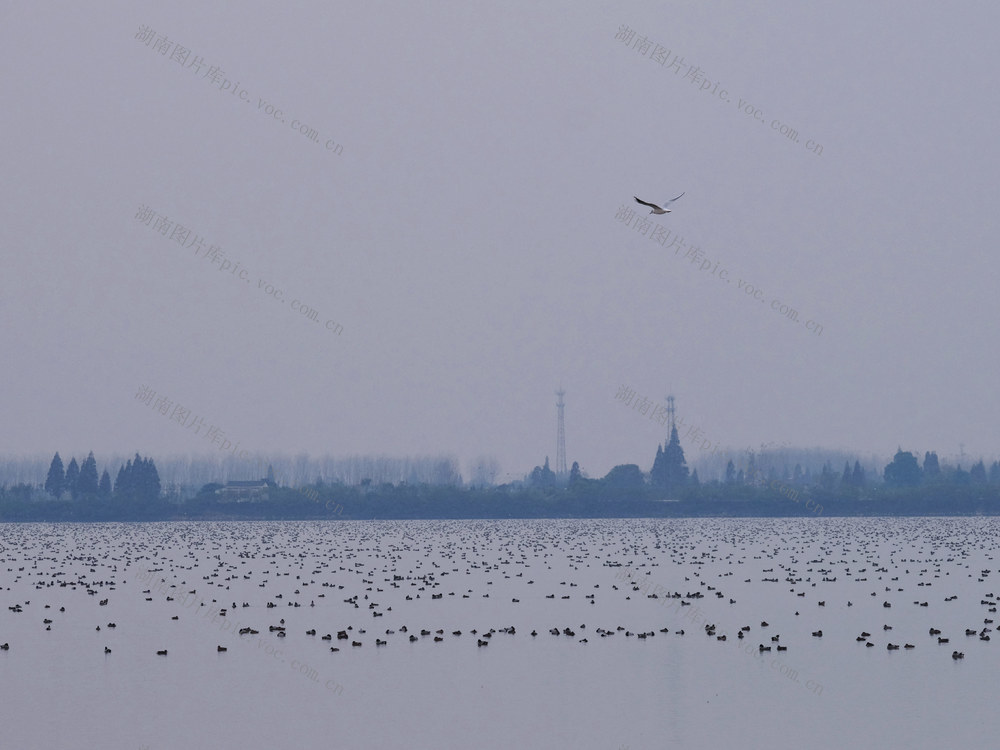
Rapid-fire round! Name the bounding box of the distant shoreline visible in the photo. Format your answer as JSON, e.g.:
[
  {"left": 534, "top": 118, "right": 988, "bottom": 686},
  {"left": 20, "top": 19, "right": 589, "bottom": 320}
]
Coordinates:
[{"left": 2, "top": 483, "right": 998, "bottom": 522}]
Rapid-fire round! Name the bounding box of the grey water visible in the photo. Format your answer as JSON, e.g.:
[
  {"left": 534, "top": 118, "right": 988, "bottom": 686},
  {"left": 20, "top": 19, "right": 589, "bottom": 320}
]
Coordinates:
[{"left": 2, "top": 517, "right": 997, "bottom": 749}]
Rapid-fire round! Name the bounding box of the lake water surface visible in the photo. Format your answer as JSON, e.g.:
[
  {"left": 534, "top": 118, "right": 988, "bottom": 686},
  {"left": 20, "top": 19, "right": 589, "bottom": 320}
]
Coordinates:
[{"left": 2, "top": 517, "right": 998, "bottom": 749}]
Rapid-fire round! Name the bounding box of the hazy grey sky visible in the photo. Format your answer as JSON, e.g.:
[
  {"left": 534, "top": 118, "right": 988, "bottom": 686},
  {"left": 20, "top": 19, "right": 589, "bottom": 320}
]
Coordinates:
[{"left": 3, "top": 1, "right": 998, "bottom": 480}]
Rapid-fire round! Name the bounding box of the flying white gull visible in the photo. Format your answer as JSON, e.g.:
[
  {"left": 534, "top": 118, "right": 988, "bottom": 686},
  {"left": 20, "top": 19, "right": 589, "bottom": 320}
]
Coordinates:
[{"left": 634, "top": 192, "right": 685, "bottom": 215}]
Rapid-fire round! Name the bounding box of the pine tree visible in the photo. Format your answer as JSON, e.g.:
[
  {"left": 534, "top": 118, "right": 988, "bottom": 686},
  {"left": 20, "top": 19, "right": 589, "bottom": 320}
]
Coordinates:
[
  {"left": 114, "top": 464, "right": 128, "bottom": 497},
  {"left": 134, "top": 454, "right": 147, "bottom": 498},
  {"left": 123, "top": 459, "right": 134, "bottom": 496},
  {"left": 989, "top": 461, "right": 1000, "bottom": 484},
  {"left": 99, "top": 469, "right": 112, "bottom": 497},
  {"left": 852, "top": 461, "right": 865, "bottom": 487},
  {"left": 649, "top": 425, "right": 689, "bottom": 490},
  {"left": 144, "top": 457, "right": 161, "bottom": 499},
  {"left": 663, "top": 426, "right": 689, "bottom": 487},
  {"left": 568, "top": 461, "right": 583, "bottom": 486},
  {"left": 528, "top": 457, "right": 556, "bottom": 488},
  {"left": 923, "top": 451, "right": 941, "bottom": 479},
  {"left": 136, "top": 453, "right": 146, "bottom": 487},
  {"left": 725, "top": 460, "right": 736, "bottom": 484},
  {"left": 65, "top": 458, "right": 80, "bottom": 500},
  {"left": 650, "top": 445, "right": 666, "bottom": 487},
  {"left": 112, "top": 454, "right": 160, "bottom": 501},
  {"left": 841, "top": 461, "right": 852, "bottom": 486},
  {"left": 78, "top": 452, "right": 99, "bottom": 497},
  {"left": 923, "top": 451, "right": 941, "bottom": 481},
  {"left": 970, "top": 460, "right": 987, "bottom": 484},
  {"left": 44, "top": 453, "right": 65, "bottom": 498},
  {"left": 690, "top": 469, "right": 699, "bottom": 487},
  {"left": 951, "top": 464, "right": 971, "bottom": 485}
]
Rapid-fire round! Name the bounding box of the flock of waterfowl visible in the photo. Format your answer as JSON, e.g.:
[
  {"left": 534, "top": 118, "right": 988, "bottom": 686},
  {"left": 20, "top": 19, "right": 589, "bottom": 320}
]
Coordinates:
[{"left": 2, "top": 518, "right": 999, "bottom": 674}]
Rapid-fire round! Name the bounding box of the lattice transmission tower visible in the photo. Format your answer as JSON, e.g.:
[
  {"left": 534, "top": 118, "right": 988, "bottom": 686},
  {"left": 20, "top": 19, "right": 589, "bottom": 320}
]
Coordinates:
[{"left": 555, "top": 388, "right": 567, "bottom": 476}]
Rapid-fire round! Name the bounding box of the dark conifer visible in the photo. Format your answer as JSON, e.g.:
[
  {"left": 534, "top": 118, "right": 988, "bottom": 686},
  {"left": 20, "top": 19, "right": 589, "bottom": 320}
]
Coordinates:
[
  {"left": 99, "top": 469, "right": 112, "bottom": 497},
  {"left": 65, "top": 458, "right": 80, "bottom": 499},
  {"left": 851, "top": 461, "right": 863, "bottom": 487},
  {"left": 78, "top": 452, "right": 99, "bottom": 496},
  {"left": 44, "top": 453, "right": 65, "bottom": 498}
]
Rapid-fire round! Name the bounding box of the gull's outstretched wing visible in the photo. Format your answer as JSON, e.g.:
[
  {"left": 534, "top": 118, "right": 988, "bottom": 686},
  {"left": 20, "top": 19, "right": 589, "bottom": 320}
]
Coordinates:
[
  {"left": 634, "top": 196, "right": 662, "bottom": 210},
  {"left": 662, "top": 191, "right": 685, "bottom": 205}
]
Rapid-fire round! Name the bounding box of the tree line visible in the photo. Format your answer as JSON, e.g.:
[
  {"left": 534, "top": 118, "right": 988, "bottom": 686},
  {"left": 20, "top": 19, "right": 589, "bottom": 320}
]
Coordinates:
[
  {"left": 1, "top": 439, "right": 999, "bottom": 522},
  {"left": 43, "top": 451, "right": 160, "bottom": 502}
]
